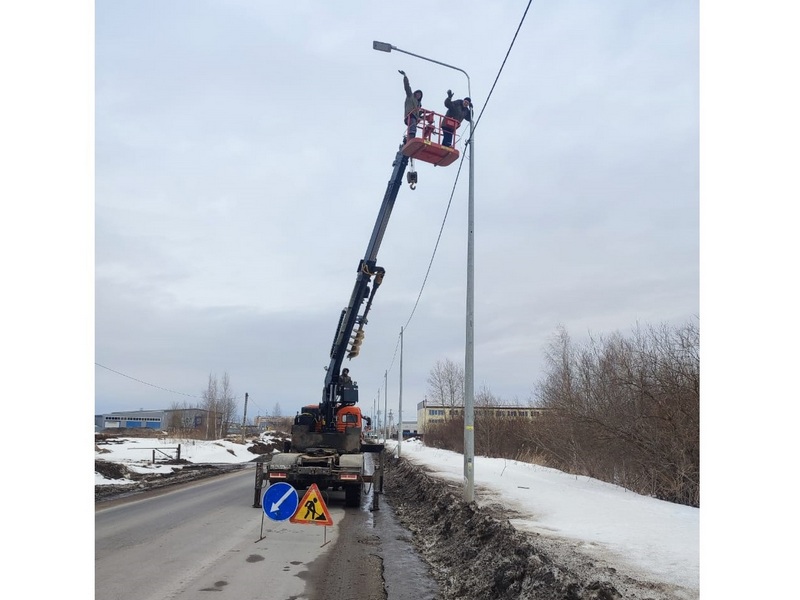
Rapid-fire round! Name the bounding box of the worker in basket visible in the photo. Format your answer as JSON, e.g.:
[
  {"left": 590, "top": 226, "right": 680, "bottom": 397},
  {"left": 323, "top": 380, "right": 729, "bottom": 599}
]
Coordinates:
[
  {"left": 399, "top": 70, "right": 423, "bottom": 141},
  {"left": 442, "top": 90, "right": 472, "bottom": 147}
]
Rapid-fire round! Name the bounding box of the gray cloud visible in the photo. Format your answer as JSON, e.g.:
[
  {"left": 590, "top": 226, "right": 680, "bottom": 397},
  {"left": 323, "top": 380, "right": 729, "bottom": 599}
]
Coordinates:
[{"left": 95, "top": 1, "right": 698, "bottom": 422}]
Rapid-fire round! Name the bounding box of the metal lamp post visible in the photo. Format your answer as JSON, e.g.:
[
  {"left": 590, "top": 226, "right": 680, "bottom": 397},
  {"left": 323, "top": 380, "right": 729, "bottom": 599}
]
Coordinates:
[{"left": 373, "top": 41, "right": 475, "bottom": 502}]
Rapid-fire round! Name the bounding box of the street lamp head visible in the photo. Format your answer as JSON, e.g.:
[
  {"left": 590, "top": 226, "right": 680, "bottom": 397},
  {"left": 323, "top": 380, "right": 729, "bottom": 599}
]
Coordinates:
[{"left": 372, "top": 41, "right": 393, "bottom": 53}]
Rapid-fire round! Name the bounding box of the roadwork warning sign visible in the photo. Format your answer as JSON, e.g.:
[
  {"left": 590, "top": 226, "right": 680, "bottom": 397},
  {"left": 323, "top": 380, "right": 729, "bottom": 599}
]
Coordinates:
[{"left": 290, "top": 483, "right": 334, "bottom": 526}]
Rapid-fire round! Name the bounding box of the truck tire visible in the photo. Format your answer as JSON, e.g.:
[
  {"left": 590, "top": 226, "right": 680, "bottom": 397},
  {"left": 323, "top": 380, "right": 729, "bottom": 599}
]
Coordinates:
[{"left": 345, "top": 483, "right": 363, "bottom": 507}]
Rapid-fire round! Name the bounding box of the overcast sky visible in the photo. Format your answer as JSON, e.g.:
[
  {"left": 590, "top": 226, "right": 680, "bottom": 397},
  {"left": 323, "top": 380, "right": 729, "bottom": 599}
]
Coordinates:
[
  {"left": 5, "top": 5, "right": 800, "bottom": 592},
  {"left": 89, "top": 0, "right": 702, "bottom": 422}
]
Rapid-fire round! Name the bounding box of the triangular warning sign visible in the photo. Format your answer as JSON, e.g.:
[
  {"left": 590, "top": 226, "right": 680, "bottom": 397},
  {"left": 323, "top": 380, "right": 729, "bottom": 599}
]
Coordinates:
[{"left": 290, "top": 483, "right": 334, "bottom": 526}]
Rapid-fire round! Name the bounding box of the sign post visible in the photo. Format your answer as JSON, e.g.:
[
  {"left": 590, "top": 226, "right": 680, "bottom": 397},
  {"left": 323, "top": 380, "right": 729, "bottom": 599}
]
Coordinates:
[
  {"left": 291, "top": 484, "right": 334, "bottom": 526},
  {"left": 257, "top": 482, "right": 299, "bottom": 541},
  {"left": 291, "top": 483, "right": 334, "bottom": 546},
  {"left": 262, "top": 482, "right": 300, "bottom": 521}
]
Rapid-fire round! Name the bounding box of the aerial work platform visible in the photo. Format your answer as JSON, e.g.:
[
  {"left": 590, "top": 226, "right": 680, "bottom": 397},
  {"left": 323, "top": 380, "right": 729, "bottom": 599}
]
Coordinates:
[{"left": 401, "top": 110, "right": 462, "bottom": 167}]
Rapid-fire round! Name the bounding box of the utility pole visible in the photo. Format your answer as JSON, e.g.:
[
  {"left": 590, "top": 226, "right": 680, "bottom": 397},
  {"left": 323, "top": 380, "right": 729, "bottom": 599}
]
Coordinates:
[
  {"left": 241, "top": 392, "right": 249, "bottom": 444},
  {"left": 372, "top": 40, "right": 475, "bottom": 502},
  {"left": 398, "top": 326, "right": 403, "bottom": 457},
  {"left": 384, "top": 370, "right": 388, "bottom": 442},
  {"left": 376, "top": 389, "right": 381, "bottom": 436},
  {"left": 464, "top": 110, "right": 475, "bottom": 503}
]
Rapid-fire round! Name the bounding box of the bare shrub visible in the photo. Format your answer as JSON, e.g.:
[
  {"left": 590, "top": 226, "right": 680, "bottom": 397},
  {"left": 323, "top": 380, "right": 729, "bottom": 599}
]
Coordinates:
[
  {"left": 419, "top": 320, "right": 698, "bottom": 507},
  {"left": 425, "top": 410, "right": 547, "bottom": 465},
  {"left": 529, "top": 320, "right": 699, "bottom": 506},
  {"left": 424, "top": 416, "right": 464, "bottom": 452}
]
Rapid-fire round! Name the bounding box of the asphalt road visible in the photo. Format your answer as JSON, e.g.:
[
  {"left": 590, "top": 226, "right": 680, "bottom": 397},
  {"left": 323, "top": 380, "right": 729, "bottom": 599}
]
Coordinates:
[{"left": 95, "top": 465, "right": 439, "bottom": 600}]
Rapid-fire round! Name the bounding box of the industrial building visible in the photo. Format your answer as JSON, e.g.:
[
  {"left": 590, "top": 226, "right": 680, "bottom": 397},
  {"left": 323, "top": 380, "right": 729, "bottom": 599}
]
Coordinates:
[
  {"left": 416, "top": 400, "right": 547, "bottom": 434},
  {"left": 95, "top": 408, "right": 212, "bottom": 431}
]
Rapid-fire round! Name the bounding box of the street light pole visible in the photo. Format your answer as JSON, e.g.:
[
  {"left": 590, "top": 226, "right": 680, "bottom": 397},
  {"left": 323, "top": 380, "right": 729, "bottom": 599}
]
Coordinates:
[
  {"left": 464, "top": 102, "right": 475, "bottom": 504},
  {"left": 373, "top": 41, "right": 475, "bottom": 502}
]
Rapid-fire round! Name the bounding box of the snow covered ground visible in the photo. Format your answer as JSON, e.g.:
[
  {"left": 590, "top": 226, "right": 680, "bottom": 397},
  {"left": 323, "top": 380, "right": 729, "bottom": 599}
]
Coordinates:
[
  {"left": 388, "top": 438, "right": 698, "bottom": 595},
  {"left": 94, "top": 434, "right": 273, "bottom": 483},
  {"left": 95, "top": 434, "right": 698, "bottom": 595}
]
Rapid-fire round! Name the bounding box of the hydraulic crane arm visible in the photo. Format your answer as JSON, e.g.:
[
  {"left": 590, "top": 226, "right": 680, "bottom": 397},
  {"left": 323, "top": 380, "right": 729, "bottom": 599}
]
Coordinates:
[{"left": 320, "top": 148, "right": 409, "bottom": 426}]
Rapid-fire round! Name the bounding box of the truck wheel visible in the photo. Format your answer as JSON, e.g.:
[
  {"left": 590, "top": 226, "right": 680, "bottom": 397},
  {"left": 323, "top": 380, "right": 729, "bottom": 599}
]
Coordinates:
[{"left": 345, "top": 484, "right": 362, "bottom": 507}]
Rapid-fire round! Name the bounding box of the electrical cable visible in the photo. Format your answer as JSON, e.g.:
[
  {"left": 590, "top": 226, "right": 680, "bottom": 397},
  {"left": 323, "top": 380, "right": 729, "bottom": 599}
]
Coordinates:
[
  {"left": 95, "top": 363, "right": 267, "bottom": 417},
  {"left": 97, "top": 1, "right": 535, "bottom": 412},
  {"left": 95, "top": 362, "right": 200, "bottom": 398},
  {"left": 380, "top": 0, "right": 533, "bottom": 381},
  {"left": 471, "top": 0, "right": 533, "bottom": 136}
]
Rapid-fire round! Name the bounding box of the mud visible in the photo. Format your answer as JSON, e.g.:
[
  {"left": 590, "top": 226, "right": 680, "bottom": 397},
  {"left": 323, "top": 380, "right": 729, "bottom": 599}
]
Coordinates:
[
  {"left": 94, "top": 445, "right": 695, "bottom": 599},
  {"left": 384, "top": 456, "right": 694, "bottom": 600},
  {"left": 94, "top": 459, "right": 244, "bottom": 502}
]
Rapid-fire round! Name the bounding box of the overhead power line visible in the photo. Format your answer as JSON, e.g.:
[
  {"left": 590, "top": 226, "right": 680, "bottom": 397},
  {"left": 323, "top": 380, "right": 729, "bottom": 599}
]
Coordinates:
[
  {"left": 472, "top": 0, "right": 533, "bottom": 135},
  {"left": 382, "top": 1, "right": 533, "bottom": 378},
  {"left": 95, "top": 363, "right": 267, "bottom": 414},
  {"left": 95, "top": 362, "right": 199, "bottom": 398},
  {"left": 97, "top": 3, "right": 535, "bottom": 404}
]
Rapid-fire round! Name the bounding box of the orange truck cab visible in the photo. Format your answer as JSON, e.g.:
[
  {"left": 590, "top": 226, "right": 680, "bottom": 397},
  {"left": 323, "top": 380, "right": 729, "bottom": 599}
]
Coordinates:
[{"left": 335, "top": 405, "right": 362, "bottom": 433}]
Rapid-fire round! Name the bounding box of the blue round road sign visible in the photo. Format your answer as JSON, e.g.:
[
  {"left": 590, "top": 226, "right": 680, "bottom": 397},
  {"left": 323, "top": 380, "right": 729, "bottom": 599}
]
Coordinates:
[{"left": 262, "top": 482, "right": 299, "bottom": 521}]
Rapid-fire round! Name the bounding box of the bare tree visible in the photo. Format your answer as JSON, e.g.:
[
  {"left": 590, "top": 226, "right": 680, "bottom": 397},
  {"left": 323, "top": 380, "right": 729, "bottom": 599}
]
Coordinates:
[
  {"left": 475, "top": 384, "right": 498, "bottom": 407},
  {"left": 530, "top": 320, "right": 700, "bottom": 506},
  {"left": 218, "top": 372, "right": 237, "bottom": 437},
  {"left": 167, "top": 400, "right": 196, "bottom": 438},
  {"left": 474, "top": 384, "right": 497, "bottom": 454},
  {"left": 167, "top": 400, "right": 185, "bottom": 431},
  {"left": 201, "top": 374, "right": 219, "bottom": 440},
  {"left": 198, "top": 372, "right": 239, "bottom": 438},
  {"left": 418, "top": 321, "right": 699, "bottom": 507},
  {"left": 426, "top": 358, "right": 464, "bottom": 417},
  {"left": 272, "top": 402, "right": 282, "bottom": 418}
]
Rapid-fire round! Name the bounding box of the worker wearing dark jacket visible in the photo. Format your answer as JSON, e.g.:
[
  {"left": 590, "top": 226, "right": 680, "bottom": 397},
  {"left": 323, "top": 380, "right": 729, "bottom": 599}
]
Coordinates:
[
  {"left": 399, "top": 70, "right": 423, "bottom": 140},
  {"left": 442, "top": 90, "right": 472, "bottom": 147}
]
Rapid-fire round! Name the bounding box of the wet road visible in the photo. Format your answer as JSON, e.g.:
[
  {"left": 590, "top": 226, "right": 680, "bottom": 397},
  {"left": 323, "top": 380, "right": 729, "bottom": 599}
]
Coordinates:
[{"left": 95, "top": 463, "right": 439, "bottom": 600}]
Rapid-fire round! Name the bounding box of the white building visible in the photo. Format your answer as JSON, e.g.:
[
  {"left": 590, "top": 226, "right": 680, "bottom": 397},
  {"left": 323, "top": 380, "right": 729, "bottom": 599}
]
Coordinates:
[{"left": 416, "top": 400, "right": 547, "bottom": 433}]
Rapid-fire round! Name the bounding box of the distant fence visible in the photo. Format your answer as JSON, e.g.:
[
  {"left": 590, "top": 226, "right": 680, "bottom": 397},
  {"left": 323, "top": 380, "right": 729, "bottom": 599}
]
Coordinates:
[{"left": 138, "top": 445, "right": 181, "bottom": 463}]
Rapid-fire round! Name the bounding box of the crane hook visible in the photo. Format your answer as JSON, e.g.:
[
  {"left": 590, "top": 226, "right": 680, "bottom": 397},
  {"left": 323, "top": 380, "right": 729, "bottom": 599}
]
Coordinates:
[{"left": 407, "top": 158, "right": 418, "bottom": 190}]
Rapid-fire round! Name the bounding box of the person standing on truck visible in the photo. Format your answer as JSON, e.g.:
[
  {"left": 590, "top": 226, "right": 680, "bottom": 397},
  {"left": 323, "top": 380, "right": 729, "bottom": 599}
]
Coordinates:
[
  {"left": 340, "top": 368, "right": 353, "bottom": 386},
  {"left": 399, "top": 70, "right": 423, "bottom": 141},
  {"left": 442, "top": 90, "right": 472, "bottom": 147}
]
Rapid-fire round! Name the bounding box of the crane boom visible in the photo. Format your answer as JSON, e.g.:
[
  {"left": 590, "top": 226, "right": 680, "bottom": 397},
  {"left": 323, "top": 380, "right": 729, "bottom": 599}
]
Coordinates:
[
  {"left": 256, "top": 116, "right": 461, "bottom": 510},
  {"left": 321, "top": 148, "right": 409, "bottom": 427}
]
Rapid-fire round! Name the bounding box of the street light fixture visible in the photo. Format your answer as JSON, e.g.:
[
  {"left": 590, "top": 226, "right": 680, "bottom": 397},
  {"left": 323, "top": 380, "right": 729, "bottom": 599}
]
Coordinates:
[{"left": 373, "top": 40, "right": 476, "bottom": 503}]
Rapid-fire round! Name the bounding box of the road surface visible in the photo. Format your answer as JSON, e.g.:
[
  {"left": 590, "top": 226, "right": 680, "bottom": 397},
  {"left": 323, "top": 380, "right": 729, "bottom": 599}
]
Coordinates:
[{"left": 96, "top": 466, "right": 439, "bottom": 600}]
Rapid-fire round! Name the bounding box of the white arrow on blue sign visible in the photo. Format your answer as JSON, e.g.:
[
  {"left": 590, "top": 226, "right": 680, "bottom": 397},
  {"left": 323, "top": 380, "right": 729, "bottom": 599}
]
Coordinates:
[{"left": 262, "top": 482, "right": 299, "bottom": 521}]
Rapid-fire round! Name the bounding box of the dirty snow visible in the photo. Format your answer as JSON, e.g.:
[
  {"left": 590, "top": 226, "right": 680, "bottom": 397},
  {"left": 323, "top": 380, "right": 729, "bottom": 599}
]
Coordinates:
[
  {"left": 95, "top": 434, "right": 698, "bottom": 596},
  {"left": 94, "top": 434, "right": 278, "bottom": 484},
  {"left": 388, "top": 438, "right": 698, "bottom": 596}
]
